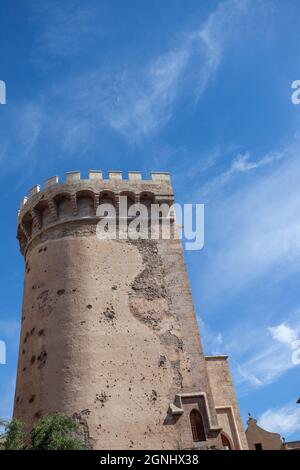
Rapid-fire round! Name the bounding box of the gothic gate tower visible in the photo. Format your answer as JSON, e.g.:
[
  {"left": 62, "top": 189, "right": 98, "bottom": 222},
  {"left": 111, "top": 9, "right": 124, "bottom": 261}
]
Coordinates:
[{"left": 14, "top": 171, "right": 247, "bottom": 450}]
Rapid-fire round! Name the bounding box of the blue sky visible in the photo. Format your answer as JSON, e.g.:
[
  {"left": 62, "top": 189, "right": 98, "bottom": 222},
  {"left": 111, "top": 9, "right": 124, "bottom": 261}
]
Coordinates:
[{"left": 1, "top": 0, "right": 300, "bottom": 441}]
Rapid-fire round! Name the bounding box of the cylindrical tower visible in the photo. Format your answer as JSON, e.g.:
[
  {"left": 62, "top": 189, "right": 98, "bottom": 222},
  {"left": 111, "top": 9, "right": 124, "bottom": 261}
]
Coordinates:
[{"left": 14, "top": 170, "right": 222, "bottom": 449}]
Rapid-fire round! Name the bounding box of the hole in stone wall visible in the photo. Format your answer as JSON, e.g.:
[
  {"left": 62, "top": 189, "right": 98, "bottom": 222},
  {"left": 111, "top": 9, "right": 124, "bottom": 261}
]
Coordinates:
[
  {"left": 29, "top": 394, "right": 36, "bottom": 403},
  {"left": 158, "top": 355, "right": 166, "bottom": 367},
  {"left": 23, "top": 332, "right": 29, "bottom": 344},
  {"left": 37, "top": 350, "right": 47, "bottom": 368}
]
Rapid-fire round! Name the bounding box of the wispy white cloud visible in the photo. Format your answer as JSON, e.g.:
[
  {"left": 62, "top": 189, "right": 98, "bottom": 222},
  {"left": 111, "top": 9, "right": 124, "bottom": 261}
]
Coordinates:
[
  {"left": 0, "top": 0, "right": 273, "bottom": 186},
  {"left": 195, "top": 0, "right": 251, "bottom": 99},
  {"left": 203, "top": 310, "right": 300, "bottom": 392},
  {"left": 199, "top": 318, "right": 224, "bottom": 355},
  {"left": 236, "top": 363, "right": 264, "bottom": 388},
  {"left": 269, "top": 323, "right": 299, "bottom": 346},
  {"left": 259, "top": 403, "right": 300, "bottom": 437},
  {"left": 0, "top": 0, "right": 262, "bottom": 177},
  {"left": 40, "top": 34, "right": 197, "bottom": 145},
  {"left": 235, "top": 314, "right": 300, "bottom": 390},
  {"left": 195, "top": 135, "right": 300, "bottom": 396},
  {"left": 31, "top": 0, "right": 102, "bottom": 58},
  {"left": 108, "top": 0, "right": 253, "bottom": 141},
  {"left": 200, "top": 150, "right": 285, "bottom": 197},
  {"left": 199, "top": 141, "right": 300, "bottom": 299},
  {"left": 107, "top": 47, "right": 190, "bottom": 141},
  {"left": 235, "top": 341, "right": 295, "bottom": 391},
  {"left": 23, "top": 0, "right": 256, "bottom": 150},
  {"left": 0, "top": 101, "right": 43, "bottom": 179}
]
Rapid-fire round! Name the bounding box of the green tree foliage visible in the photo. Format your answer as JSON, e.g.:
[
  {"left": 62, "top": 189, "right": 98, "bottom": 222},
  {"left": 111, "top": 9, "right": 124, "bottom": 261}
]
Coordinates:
[
  {"left": 0, "top": 414, "right": 86, "bottom": 450},
  {"left": 27, "top": 414, "right": 86, "bottom": 450},
  {"left": 0, "top": 418, "right": 25, "bottom": 450}
]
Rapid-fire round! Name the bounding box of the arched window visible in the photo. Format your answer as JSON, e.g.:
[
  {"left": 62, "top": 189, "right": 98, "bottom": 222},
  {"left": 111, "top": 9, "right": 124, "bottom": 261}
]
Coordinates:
[
  {"left": 221, "top": 432, "right": 232, "bottom": 450},
  {"left": 190, "top": 410, "right": 206, "bottom": 442},
  {"left": 54, "top": 193, "right": 72, "bottom": 219},
  {"left": 76, "top": 190, "right": 95, "bottom": 217}
]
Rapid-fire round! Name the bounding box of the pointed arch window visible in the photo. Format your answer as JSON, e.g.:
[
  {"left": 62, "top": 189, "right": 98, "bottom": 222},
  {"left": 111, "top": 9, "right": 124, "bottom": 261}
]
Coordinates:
[
  {"left": 221, "top": 432, "right": 232, "bottom": 450},
  {"left": 190, "top": 409, "right": 206, "bottom": 442}
]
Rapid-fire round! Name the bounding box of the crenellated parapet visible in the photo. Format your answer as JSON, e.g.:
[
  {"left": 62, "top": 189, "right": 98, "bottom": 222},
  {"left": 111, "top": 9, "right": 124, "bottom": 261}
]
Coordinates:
[{"left": 17, "top": 171, "right": 173, "bottom": 256}]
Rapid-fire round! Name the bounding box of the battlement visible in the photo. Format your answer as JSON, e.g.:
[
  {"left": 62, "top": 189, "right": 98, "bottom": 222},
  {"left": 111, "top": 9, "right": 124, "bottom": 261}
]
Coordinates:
[
  {"left": 19, "top": 171, "right": 172, "bottom": 212},
  {"left": 17, "top": 170, "right": 174, "bottom": 256}
]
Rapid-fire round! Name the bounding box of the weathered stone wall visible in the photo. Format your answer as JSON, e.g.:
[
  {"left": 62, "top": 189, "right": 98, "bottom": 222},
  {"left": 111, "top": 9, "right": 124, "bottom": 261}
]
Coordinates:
[{"left": 14, "top": 172, "right": 222, "bottom": 449}]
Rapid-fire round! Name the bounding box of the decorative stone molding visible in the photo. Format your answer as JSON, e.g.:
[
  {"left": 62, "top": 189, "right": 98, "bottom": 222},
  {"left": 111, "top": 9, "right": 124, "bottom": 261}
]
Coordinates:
[{"left": 169, "top": 392, "right": 222, "bottom": 433}]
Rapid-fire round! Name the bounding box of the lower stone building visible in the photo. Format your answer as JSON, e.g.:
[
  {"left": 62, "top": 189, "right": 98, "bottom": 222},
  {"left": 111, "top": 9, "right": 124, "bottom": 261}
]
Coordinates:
[
  {"left": 246, "top": 416, "right": 283, "bottom": 450},
  {"left": 246, "top": 415, "right": 300, "bottom": 450}
]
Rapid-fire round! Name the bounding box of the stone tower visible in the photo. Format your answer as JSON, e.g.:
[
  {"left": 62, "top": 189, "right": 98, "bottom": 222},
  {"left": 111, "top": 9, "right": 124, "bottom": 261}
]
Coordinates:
[{"left": 14, "top": 170, "right": 247, "bottom": 450}]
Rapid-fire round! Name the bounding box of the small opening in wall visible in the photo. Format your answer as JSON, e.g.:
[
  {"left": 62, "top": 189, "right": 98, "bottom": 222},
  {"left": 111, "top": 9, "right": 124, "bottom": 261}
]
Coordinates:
[
  {"left": 29, "top": 394, "right": 36, "bottom": 403},
  {"left": 34, "top": 410, "right": 42, "bottom": 419},
  {"left": 255, "top": 443, "right": 263, "bottom": 450},
  {"left": 190, "top": 409, "right": 206, "bottom": 442},
  {"left": 221, "top": 432, "right": 232, "bottom": 450}
]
